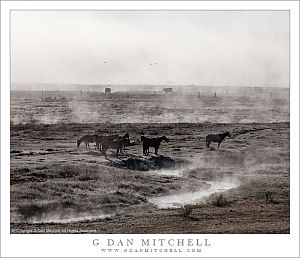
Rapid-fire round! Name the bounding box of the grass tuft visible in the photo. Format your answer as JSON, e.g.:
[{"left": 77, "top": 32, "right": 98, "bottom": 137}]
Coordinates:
[
  {"left": 212, "top": 194, "right": 230, "bottom": 207},
  {"left": 265, "top": 191, "right": 279, "bottom": 204},
  {"left": 182, "top": 204, "right": 193, "bottom": 217}
]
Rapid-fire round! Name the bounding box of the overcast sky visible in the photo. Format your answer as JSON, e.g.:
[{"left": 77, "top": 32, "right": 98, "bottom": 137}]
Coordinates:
[{"left": 11, "top": 11, "right": 289, "bottom": 88}]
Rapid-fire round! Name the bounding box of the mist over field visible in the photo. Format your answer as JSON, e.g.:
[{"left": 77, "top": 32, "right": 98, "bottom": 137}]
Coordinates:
[{"left": 10, "top": 86, "right": 289, "bottom": 124}]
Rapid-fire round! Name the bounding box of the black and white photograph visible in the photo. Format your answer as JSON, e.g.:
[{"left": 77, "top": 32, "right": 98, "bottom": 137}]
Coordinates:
[{"left": 1, "top": 1, "right": 299, "bottom": 257}]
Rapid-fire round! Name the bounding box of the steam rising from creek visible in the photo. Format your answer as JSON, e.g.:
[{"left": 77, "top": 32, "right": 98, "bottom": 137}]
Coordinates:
[
  {"left": 16, "top": 159, "right": 242, "bottom": 224},
  {"left": 149, "top": 180, "right": 239, "bottom": 209}
]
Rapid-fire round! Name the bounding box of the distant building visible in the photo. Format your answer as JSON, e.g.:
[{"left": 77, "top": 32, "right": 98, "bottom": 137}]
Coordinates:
[
  {"left": 163, "top": 87, "right": 173, "bottom": 94},
  {"left": 105, "top": 87, "right": 111, "bottom": 97}
]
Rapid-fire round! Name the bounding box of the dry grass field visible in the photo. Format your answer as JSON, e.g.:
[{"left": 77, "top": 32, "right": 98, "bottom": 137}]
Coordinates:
[{"left": 10, "top": 88, "right": 290, "bottom": 233}]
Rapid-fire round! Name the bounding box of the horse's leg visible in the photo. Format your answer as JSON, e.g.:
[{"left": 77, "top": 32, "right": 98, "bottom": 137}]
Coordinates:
[
  {"left": 102, "top": 147, "right": 107, "bottom": 158},
  {"left": 120, "top": 143, "right": 124, "bottom": 154},
  {"left": 143, "top": 145, "right": 146, "bottom": 155},
  {"left": 155, "top": 147, "right": 158, "bottom": 155},
  {"left": 143, "top": 144, "right": 149, "bottom": 155},
  {"left": 218, "top": 141, "right": 221, "bottom": 148}
]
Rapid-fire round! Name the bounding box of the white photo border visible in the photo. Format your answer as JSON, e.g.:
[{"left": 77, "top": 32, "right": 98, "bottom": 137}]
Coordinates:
[{"left": 1, "top": 1, "right": 299, "bottom": 257}]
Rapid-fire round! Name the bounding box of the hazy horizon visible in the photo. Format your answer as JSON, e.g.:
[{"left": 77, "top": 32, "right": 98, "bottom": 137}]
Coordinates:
[
  {"left": 11, "top": 11, "right": 289, "bottom": 89},
  {"left": 11, "top": 82, "right": 289, "bottom": 93}
]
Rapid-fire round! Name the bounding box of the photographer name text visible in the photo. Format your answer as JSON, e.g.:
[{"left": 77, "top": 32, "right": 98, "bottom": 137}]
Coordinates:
[{"left": 93, "top": 238, "right": 211, "bottom": 248}]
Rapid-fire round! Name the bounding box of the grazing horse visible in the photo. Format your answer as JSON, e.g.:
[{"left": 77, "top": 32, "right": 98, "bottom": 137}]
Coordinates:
[
  {"left": 101, "top": 133, "right": 129, "bottom": 157},
  {"left": 206, "top": 132, "right": 231, "bottom": 148},
  {"left": 96, "top": 134, "right": 118, "bottom": 151},
  {"left": 141, "top": 135, "right": 168, "bottom": 155},
  {"left": 77, "top": 135, "right": 98, "bottom": 150},
  {"left": 116, "top": 133, "right": 130, "bottom": 151}
]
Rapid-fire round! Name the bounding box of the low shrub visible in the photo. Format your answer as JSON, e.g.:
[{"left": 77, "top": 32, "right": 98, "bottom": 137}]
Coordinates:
[
  {"left": 58, "top": 166, "right": 79, "bottom": 178},
  {"left": 265, "top": 191, "right": 279, "bottom": 204},
  {"left": 212, "top": 194, "right": 229, "bottom": 207},
  {"left": 182, "top": 204, "right": 193, "bottom": 217},
  {"left": 17, "top": 202, "right": 52, "bottom": 221}
]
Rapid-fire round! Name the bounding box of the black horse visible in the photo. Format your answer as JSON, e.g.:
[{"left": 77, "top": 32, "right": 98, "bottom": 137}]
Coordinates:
[
  {"left": 206, "top": 132, "right": 231, "bottom": 148},
  {"left": 141, "top": 135, "right": 168, "bottom": 155}
]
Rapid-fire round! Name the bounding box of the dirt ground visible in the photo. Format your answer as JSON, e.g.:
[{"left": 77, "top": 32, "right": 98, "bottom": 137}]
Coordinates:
[{"left": 10, "top": 122, "right": 290, "bottom": 233}]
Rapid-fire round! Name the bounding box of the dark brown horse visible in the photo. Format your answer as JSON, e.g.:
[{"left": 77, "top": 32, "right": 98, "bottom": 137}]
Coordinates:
[
  {"left": 206, "top": 132, "right": 231, "bottom": 148},
  {"left": 141, "top": 135, "right": 168, "bottom": 155},
  {"left": 101, "top": 133, "right": 129, "bottom": 157},
  {"left": 96, "top": 134, "right": 118, "bottom": 150}
]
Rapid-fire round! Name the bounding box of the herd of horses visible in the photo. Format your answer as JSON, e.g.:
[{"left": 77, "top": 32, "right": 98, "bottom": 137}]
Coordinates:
[
  {"left": 77, "top": 133, "right": 130, "bottom": 157},
  {"left": 77, "top": 131, "right": 232, "bottom": 157}
]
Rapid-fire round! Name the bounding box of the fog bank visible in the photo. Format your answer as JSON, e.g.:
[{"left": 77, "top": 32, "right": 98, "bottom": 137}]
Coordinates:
[{"left": 11, "top": 11, "right": 289, "bottom": 89}]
